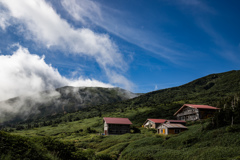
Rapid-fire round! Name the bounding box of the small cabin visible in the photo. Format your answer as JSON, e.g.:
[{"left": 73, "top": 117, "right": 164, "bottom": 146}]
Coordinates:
[
  {"left": 157, "top": 123, "right": 187, "bottom": 135},
  {"left": 103, "top": 117, "right": 132, "bottom": 135},
  {"left": 174, "top": 104, "right": 220, "bottom": 121},
  {"left": 143, "top": 119, "right": 166, "bottom": 129}
]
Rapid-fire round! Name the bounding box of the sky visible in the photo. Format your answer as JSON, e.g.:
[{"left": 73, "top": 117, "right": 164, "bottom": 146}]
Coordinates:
[{"left": 0, "top": 0, "right": 240, "bottom": 101}]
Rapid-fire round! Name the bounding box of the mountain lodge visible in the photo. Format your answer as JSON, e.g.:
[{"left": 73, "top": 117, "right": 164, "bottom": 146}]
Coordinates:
[
  {"left": 103, "top": 117, "right": 132, "bottom": 135},
  {"left": 143, "top": 119, "right": 187, "bottom": 135},
  {"left": 157, "top": 123, "right": 188, "bottom": 135},
  {"left": 143, "top": 119, "right": 166, "bottom": 129},
  {"left": 174, "top": 104, "right": 220, "bottom": 121}
]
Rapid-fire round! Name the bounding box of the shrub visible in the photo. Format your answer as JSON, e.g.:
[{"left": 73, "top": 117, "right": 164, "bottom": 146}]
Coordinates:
[
  {"left": 226, "top": 125, "right": 240, "bottom": 132},
  {"left": 130, "top": 126, "right": 141, "bottom": 133},
  {"left": 85, "top": 127, "right": 97, "bottom": 133},
  {"left": 95, "top": 153, "right": 113, "bottom": 160}
]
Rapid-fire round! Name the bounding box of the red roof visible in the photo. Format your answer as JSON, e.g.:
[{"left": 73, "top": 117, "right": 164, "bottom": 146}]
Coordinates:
[
  {"left": 185, "top": 104, "right": 220, "bottom": 109},
  {"left": 103, "top": 117, "right": 132, "bottom": 125},
  {"left": 148, "top": 119, "right": 166, "bottom": 123},
  {"left": 174, "top": 104, "right": 220, "bottom": 116}
]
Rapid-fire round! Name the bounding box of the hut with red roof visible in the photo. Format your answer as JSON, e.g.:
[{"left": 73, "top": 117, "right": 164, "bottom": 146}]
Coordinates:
[
  {"left": 174, "top": 104, "right": 220, "bottom": 121},
  {"left": 103, "top": 117, "right": 132, "bottom": 135},
  {"left": 143, "top": 119, "right": 166, "bottom": 129}
]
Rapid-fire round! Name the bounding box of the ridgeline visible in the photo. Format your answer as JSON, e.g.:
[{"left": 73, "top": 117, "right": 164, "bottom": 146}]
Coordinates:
[{"left": 1, "top": 70, "right": 240, "bottom": 160}]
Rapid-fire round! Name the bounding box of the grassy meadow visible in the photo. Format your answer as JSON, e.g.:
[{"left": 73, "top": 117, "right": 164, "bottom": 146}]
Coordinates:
[
  {"left": 2, "top": 115, "right": 240, "bottom": 160},
  {"left": 2, "top": 71, "right": 240, "bottom": 159}
]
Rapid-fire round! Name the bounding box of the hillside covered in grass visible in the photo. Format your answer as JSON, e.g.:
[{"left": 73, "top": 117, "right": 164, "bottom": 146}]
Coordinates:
[
  {"left": 2, "top": 92, "right": 240, "bottom": 159},
  {"left": 54, "top": 70, "right": 240, "bottom": 126},
  {"left": 2, "top": 118, "right": 240, "bottom": 160},
  {"left": 2, "top": 70, "right": 240, "bottom": 130},
  {"left": 2, "top": 70, "right": 240, "bottom": 159}
]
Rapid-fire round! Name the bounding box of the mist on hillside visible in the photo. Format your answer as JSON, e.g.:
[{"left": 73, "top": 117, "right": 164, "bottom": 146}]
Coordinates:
[{"left": 0, "top": 87, "right": 137, "bottom": 124}]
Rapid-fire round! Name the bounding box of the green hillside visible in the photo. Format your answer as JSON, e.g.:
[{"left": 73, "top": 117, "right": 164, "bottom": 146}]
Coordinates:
[
  {"left": 2, "top": 70, "right": 240, "bottom": 127},
  {"left": 68, "top": 70, "right": 240, "bottom": 126},
  {"left": 1, "top": 70, "right": 240, "bottom": 159},
  {"left": 2, "top": 118, "right": 240, "bottom": 160}
]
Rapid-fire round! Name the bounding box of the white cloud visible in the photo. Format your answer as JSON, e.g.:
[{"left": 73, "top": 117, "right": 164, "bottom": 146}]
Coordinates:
[
  {"left": 61, "top": 0, "right": 102, "bottom": 24},
  {"left": 0, "top": 0, "right": 132, "bottom": 90},
  {"left": 0, "top": 9, "right": 9, "bottom": 30},
  {"left": 61, "top": 0, "right": 186, "bottom": 63},
  {"left": 0, "top": 46, "right": 113, "bottom": 101}
]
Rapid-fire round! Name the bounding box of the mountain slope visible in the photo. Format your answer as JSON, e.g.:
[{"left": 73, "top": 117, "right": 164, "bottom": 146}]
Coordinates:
[
  {"left": 2, "top": 70, "right": 240, "bottom": 126},
  {"left": 0, "top": 87, "right": 138, "bottom": 124},
  {"left": 2, "top": 70, "right": 240, "bottom": 160},
  {"left": 85, "top": 70, "right": 240, "bottom": 124}
]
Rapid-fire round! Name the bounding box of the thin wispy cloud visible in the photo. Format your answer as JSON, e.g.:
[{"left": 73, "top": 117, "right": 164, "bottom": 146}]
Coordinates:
[
  {"left": 177, "top": 0, "right": 240, "bottom": 63},
  {"left": 0, "top": 0, "right": 132, "bottom": 90},
  {"left": 177, "top": 0, "right": 215, "bottom": 14},
  {"left": 61, "top": 0, "right": 187, "bottom": 63}
]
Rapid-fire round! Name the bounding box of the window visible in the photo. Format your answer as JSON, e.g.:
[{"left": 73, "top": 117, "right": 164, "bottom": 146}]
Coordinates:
[{"left": 174, "top": 129, "right": 180, "bottom": 134}]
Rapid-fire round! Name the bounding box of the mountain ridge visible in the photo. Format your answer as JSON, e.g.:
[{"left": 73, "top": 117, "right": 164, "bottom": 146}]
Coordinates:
[
  {"left": 0, "top": 86, "right": 138, "bottom": 124},
  {"left": 1, "top": 70, "right": 240, "bottom": 126}
]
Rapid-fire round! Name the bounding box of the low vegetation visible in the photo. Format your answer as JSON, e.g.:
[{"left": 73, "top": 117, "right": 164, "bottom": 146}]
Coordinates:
[
  {"left": 2, "top": 120, "right": 240, "bottom": 160},
  {"left": 1, "top": 70, "right": 240, "bottom": 159}
]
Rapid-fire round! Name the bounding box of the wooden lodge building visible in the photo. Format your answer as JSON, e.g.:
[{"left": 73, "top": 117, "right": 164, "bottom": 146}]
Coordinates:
[
  {"left": 103, "top": 117, "right": 132, "bottom": 135},
  {"left": 157, "top": 123, "right": 187, "bottom": 135},
  {"left": 143, "top": 119, "right": 186, "bottom": 129},
  {"left": 174, "top": 104, "right": 220, "bottom": 121},
  {"left": 143, "top": 119, "right": 166, "bottom": 129},
  {"left": 143, "top": 119, "right": 187, "bottom": 135}
]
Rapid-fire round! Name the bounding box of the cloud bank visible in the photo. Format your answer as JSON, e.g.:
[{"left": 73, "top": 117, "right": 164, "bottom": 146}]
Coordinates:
[
  {"left": 0, "top": 0, "right": 133, "bottom": 90},
  {"left": 0, "top": 46, "right": 113, "bottom": 101}
]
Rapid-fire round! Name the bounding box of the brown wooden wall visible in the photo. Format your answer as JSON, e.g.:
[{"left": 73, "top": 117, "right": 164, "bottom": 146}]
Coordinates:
[
  {"left": 168, "top": 128, "right": 176, "bottom": 134},
  {"left": 168, "top": 128, "right": 187, "bottom": 134},
  {"left": 108, "top": 124, "right": 130, "bottom": 135}
]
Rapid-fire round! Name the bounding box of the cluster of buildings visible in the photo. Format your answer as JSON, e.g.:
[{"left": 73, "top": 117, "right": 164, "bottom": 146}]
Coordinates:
[{"left": 103, "top": 104, "right": 220, "bottom": 135}]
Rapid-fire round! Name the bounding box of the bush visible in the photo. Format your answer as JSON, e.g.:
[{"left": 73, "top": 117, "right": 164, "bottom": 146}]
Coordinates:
[
  {"left": 85, "top": 127, "right": 97, "bottom": 133},
  {"left": 148, "top": 128, "right": 157, "bottom": 133},
  {"left": 95, "top": 153, "right": 113, "bottom": 160},
  {"left": 0, "top": 131, "right": 48, "bottom": 160},
  {"left": 130, "top": 126, "right": 141, "bottom": 133},
  {"left": 226, "top": 125, "right": 240, "bottom": 132},
  {"left": 16, "top": 125, "right": 25, "bottom": 130}
]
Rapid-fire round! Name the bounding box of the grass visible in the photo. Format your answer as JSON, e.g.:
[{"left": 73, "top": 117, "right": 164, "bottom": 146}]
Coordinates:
[
  {"left": 3, "top": 70, "right": 240, "bottom": 159},
  {"left": 12, "top": 117, "right": 103, "bottom": 137},
  {"left": 5, "top": 116, "right": 240, "bottom": 160},
  {"left": 119, "top": 124, "right": 240, "bottom": 160}
]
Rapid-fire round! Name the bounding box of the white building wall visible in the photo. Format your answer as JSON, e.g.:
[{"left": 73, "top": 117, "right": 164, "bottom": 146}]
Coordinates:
[
  {"left": 158, "top": 125, "right": 168, "bottom": 135},
  {"left": 104, "top": 122, "right": 108, "bottom": 130}
]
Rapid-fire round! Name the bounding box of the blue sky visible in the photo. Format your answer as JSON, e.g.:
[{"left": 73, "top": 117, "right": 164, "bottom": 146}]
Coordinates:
[{"left": 0, "top": 0, "right": 240, "bottom": 100}]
